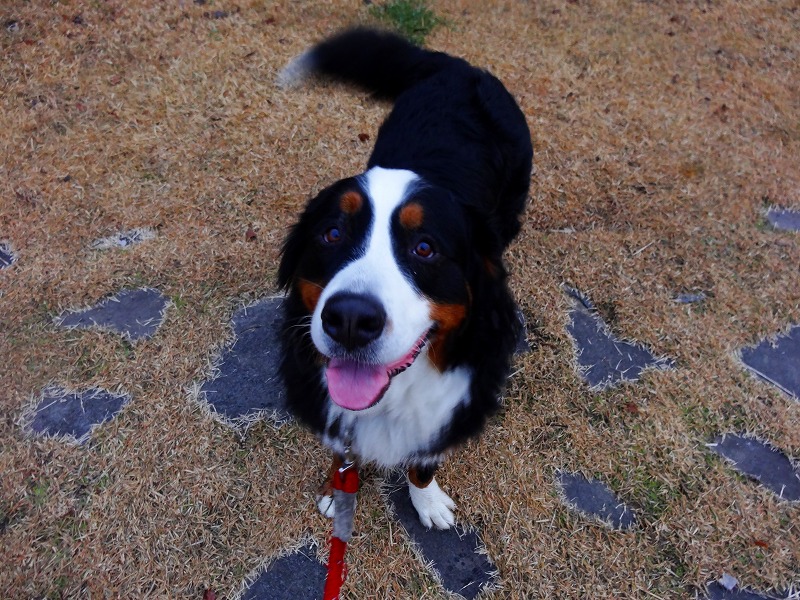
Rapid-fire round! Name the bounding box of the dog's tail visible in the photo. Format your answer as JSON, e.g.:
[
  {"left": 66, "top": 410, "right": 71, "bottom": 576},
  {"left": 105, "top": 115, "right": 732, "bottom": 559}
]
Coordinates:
[{"left": 277, "top": 28, "right": 462, "bottom": 99}]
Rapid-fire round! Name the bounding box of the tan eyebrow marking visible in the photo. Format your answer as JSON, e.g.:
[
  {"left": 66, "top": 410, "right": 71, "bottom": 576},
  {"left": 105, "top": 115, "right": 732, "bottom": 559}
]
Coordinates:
[
  {"left": 399, "top": 202, "right": 424, "bottom": 229},
  {"left": 339, "top": 191, "right": 363, "bottom": 214}
]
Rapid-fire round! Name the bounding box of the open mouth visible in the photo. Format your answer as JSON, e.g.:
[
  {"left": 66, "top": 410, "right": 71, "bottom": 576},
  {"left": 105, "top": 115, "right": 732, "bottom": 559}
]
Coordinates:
[{"left": 325, "top": 330, "right": 430, "bottom": 411}]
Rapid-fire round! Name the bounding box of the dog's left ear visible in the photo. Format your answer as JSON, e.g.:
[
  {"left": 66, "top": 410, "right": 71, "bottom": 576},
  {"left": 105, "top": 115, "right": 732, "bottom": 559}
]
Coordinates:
[{"left": 466, "top": 205, "right": 506, "bottom": 280}]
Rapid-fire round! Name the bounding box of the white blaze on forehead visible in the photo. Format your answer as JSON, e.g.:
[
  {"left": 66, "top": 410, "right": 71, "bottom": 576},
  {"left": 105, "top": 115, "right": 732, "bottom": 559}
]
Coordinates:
[
  {"left": 363, "top": 166, "right": 419, "bottom": 214},
  {"left": 310, "top": 167, "right": 433, "bottom": 364}
]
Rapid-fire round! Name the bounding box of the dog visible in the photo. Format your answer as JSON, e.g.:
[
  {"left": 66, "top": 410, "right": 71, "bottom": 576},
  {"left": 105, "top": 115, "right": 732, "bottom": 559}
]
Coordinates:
[{"left": 277, "top": 28, "right": 532, "bottom": 529}]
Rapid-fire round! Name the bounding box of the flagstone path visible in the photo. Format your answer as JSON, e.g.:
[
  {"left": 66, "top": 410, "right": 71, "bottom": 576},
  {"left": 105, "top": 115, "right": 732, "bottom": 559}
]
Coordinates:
[
  {"left": 556, "top": 471, "right": 636, "bottom": 530},
  {"left": 0, "top": 241, "right": 16, "bottom": 268},
  {"left": 564, "top": 286, "right": 674, "bottom": 390},
  {"left": 199, "top": 296, "right": 289, "bottom": 429},
  {"left": 9, "top": 208, "right": 800, "bottom": 598},
  {"left": 239, "top": 544, "right": 327, "bottom": 600},
  {"left": 23, "top": 386, "right": 132, "bottom": 445},
  {"left": 54, "top": 287, "right": 170, "bottom": 342}
]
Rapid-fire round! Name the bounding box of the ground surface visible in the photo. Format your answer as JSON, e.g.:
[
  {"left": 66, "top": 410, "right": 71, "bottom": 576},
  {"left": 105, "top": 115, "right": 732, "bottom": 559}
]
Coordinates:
[{"left": 1, "top": 1, "right": 799, "bottom": 598}]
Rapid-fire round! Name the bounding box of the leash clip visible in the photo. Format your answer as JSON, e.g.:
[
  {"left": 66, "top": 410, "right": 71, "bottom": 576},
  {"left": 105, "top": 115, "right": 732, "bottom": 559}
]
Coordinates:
[
  {"left": 334, "top": 434, "right": 359, "bottom": 494},
  {"left": 341, "top": 427, "right": 356, "bottom": 468}
]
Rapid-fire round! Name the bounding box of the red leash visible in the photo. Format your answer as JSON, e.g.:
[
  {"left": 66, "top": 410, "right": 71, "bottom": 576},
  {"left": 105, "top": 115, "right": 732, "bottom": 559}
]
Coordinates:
[{"left": 322, "top": 454, "right": 359, "bottom": 600}]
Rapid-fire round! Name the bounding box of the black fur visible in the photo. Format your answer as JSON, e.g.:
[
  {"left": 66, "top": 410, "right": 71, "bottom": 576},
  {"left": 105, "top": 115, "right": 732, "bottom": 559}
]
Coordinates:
[{"left": 278, "top": 28, "right": 532, "bottom": 462}]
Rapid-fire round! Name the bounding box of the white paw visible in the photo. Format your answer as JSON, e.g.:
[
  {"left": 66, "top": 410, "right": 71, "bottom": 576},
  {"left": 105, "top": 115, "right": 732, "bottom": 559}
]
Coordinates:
[
  {"left": 317, "top": 493, "right": 335, "bottom": 519},
  {"left": 407, "top": 477, "right": 456, "bottom": 530}
]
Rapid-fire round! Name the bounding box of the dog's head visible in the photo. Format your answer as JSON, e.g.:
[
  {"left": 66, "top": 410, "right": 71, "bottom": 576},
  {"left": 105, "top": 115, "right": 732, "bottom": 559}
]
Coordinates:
[{"left": 279, "top": 167, "right": 507, "bottom": 412}]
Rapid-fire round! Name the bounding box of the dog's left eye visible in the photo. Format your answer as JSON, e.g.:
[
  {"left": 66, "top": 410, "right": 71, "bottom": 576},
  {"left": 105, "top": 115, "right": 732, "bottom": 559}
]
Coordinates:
[
  {"left": 322, "top": 226, "right": 342, "bottom": 244},
  {"left": 412, "top": 239, "right": 435, "bottom": 259}
]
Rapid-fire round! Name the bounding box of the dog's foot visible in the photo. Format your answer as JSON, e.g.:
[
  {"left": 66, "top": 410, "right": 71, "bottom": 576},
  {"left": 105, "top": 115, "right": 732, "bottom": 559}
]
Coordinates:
[
  {"left": 408, "top": 476, "right": 456, "bottom": 529},
  {"left": 317, "top": 493, "right": 336, "bottom": 519}
]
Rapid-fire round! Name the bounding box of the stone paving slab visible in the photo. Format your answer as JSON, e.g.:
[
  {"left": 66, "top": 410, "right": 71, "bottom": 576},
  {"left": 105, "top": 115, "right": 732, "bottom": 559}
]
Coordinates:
[
  {"left": 704, "top": 580, "right": 788, "bottom": 600},
  {"left": 739, "top": 325, "right": 800, "bottom": 401},
  {"left": 384, "top": 472, "right": 497, "bottom": 599},
  {"left": 708, "top": 434, "right": 800, "bottom": 501},
  {"left": 238, "top": 543, "right": 326, "bottom": 600},
  {"left": 89, "top": 227, "right": 157, "bottom": 250},
  {"left": 55, "top": 287, "right": 170, "bottom": 341},
  {"left": 198, "top": 296, "right": 288, "bottom": 428},
  {"left": 22, "top": 386, "right": 131, "bottom": 444},
  {"left": 765, "top": 207, "right": 800, "bottom": 232},
  {"left": 0, "top": 241, "right": 16, "bottom": 268},
  {"left": 564, "top": 287, "right": 674, "bottom": 390},
  {"left": 673, "top": 291, "right": 708, "bottom": 304},
  {"left": 514, "top": 306, "right": 531, "bottom": 354},
  {"left": 556, "top": 471, "right": 636, "bottom": 530}
]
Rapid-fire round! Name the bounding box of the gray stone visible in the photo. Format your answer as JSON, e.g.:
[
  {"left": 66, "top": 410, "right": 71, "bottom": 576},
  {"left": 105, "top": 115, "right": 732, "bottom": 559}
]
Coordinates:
[
  {"left": 704, "top": 581, "right": 787, "bottom": 599},
  {"left": 56, "top": 287, "right": 169, "bottom": 341},
  {"left": 514, "top": 306, "right": 531, "bottom": 354},
  {"left": 556, "top": 471, "right": 636, "bottom": 529},
  {"left": 0, "top": 241, "right": 16, "bottom": 268},
  {"left": 199, "top": 296, "right": 288, "bottom": 428},
  {"left": 709, "top": 434, "right": 800, "bottom": 501},
  {"left": 25, "top": 386, "right": 131, "bottom": 444},
  {"left": 565, "top": 287, "right": 674, "bottom": 390},
  {"left": 90, "top": 227, "right": 157, "bottom": 250},
  {"left": 740, "top": 325, "right": 800, "bottom": 400},
  {"left": 673, "top": 292, "right": 707, "bottom": 304},
  {"left": 765, "top": 207, "right": 800, "bottom": 232},
  {"left": 384, "top": 472, "right": 497, "bottom": 599},
  {"left": 239, "top": 543, "right": 326, "bottom": 600}
]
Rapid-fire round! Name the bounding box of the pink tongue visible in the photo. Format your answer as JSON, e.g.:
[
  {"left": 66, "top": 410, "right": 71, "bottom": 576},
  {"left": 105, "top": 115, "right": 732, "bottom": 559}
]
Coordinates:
[{"left": 326, "top": 359, "right": 390, "bottom": 411}]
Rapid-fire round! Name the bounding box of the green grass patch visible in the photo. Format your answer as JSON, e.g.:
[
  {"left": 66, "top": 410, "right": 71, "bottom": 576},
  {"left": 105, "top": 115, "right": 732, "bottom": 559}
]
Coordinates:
[
  {"left": 31, "top": 480, "right": 50, "bottom": 507},
  {"left": 369, "top": 0, "right": 445, "bottom": 45}
]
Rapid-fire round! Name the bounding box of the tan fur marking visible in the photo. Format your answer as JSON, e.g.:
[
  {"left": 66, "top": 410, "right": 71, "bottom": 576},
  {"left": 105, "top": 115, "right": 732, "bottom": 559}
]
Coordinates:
[
  {"left": 298, "top": 279, "right": 323, "bottom": 313},
  {"left": 428, "top": 302, "right": 468, "bottom": 371},
  {"left": 408, "top": 467, "right": 434, "bottom": 489},
  {"left": 339, "top": 191, "right": 363, "bottom": 214},
  {"left": 399, "top": 202, "right": 425, "bottom": 229},
  {"left": 430, "top": 303, "right": 467, "bottom": 330}
]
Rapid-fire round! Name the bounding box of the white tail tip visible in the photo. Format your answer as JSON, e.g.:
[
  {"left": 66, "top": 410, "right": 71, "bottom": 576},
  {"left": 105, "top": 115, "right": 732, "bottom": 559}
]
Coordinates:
[{"left": 276, "top": 51, "right": 314, "bottom": 89}]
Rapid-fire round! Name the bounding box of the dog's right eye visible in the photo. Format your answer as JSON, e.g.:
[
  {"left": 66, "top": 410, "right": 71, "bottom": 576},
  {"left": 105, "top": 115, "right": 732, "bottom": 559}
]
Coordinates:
[{"left": 322, "top": 226, "right": 342, "bottom": 244}]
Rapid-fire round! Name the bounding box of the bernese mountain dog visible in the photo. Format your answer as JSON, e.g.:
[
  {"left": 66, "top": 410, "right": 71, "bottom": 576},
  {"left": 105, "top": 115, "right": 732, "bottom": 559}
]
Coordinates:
[{"left": 277, "top": 28, "right": 532, "bottom": 529}]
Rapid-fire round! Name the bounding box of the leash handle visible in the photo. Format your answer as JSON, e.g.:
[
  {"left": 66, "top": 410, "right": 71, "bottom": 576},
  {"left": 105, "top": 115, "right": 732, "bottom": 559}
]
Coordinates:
[{"left": 323, "top": 460, "right": 359, "bottom": 600}]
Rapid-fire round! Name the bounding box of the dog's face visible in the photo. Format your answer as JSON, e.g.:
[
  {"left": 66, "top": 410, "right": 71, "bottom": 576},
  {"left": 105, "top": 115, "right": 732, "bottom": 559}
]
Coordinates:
[{"left": 279, "top": 167, "right": 478, "bottom": 412}]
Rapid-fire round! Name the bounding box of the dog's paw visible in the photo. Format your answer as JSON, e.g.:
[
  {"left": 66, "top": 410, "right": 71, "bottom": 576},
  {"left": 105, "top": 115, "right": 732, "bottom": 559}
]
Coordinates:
[
  {"left": 317, "top": 493, "right": 336, "bottom": 519},
  {"left": 407, "top": 477, "right": 456, "bottom": 530}
]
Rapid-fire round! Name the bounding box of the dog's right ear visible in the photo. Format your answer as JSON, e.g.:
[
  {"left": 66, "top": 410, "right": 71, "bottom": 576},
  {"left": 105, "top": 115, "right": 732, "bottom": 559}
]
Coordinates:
[
  {"left": 277, "top": 186, "right": 333, "bottom": 291},
  {"left": 277, "top": 177, "right": 363, "bottom": 292},
  {"left": 277, "top": 218, "right": 306, "bottom": 291}
]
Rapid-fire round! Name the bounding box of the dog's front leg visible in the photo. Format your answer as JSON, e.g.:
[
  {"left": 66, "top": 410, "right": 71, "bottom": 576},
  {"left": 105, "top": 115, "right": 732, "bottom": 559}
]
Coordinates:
[
  {"left": 316, "top": 454, "right": 343, "bottom": 518},
  {"left": 407, "top": 465, "right": 456, "bottom": 530}
]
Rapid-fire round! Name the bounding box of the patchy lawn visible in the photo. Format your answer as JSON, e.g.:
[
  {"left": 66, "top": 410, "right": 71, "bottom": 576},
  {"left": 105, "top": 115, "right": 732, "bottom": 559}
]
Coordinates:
[{"left": 1, "top": 0, "right": 798, "bottom": 598}]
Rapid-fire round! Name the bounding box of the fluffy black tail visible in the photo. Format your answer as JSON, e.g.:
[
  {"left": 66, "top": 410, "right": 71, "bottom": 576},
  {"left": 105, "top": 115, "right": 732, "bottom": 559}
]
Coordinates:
[
  {"left": 277, "top": 28, "right": 463, "bottom": 99},
  {"left": 280, "top": 27, "right": 533, "bottom": 249}
]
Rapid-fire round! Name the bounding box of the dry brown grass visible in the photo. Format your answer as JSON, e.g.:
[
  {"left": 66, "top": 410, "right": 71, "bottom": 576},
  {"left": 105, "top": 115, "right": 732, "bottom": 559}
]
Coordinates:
[{"left": 1, "top": 0, "right": 799, "bottom": 598}]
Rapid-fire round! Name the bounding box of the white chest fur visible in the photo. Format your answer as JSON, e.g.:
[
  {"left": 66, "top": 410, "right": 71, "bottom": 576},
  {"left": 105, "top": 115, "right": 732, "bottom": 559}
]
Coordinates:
[{"left": 322, "top": 350, "right": 471, "bottom": 467}]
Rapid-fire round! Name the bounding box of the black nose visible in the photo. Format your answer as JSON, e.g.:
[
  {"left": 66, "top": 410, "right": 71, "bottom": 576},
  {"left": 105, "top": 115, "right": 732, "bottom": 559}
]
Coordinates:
[{"left": 321, "top": 292, "right": 386, "bottom": 351}]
